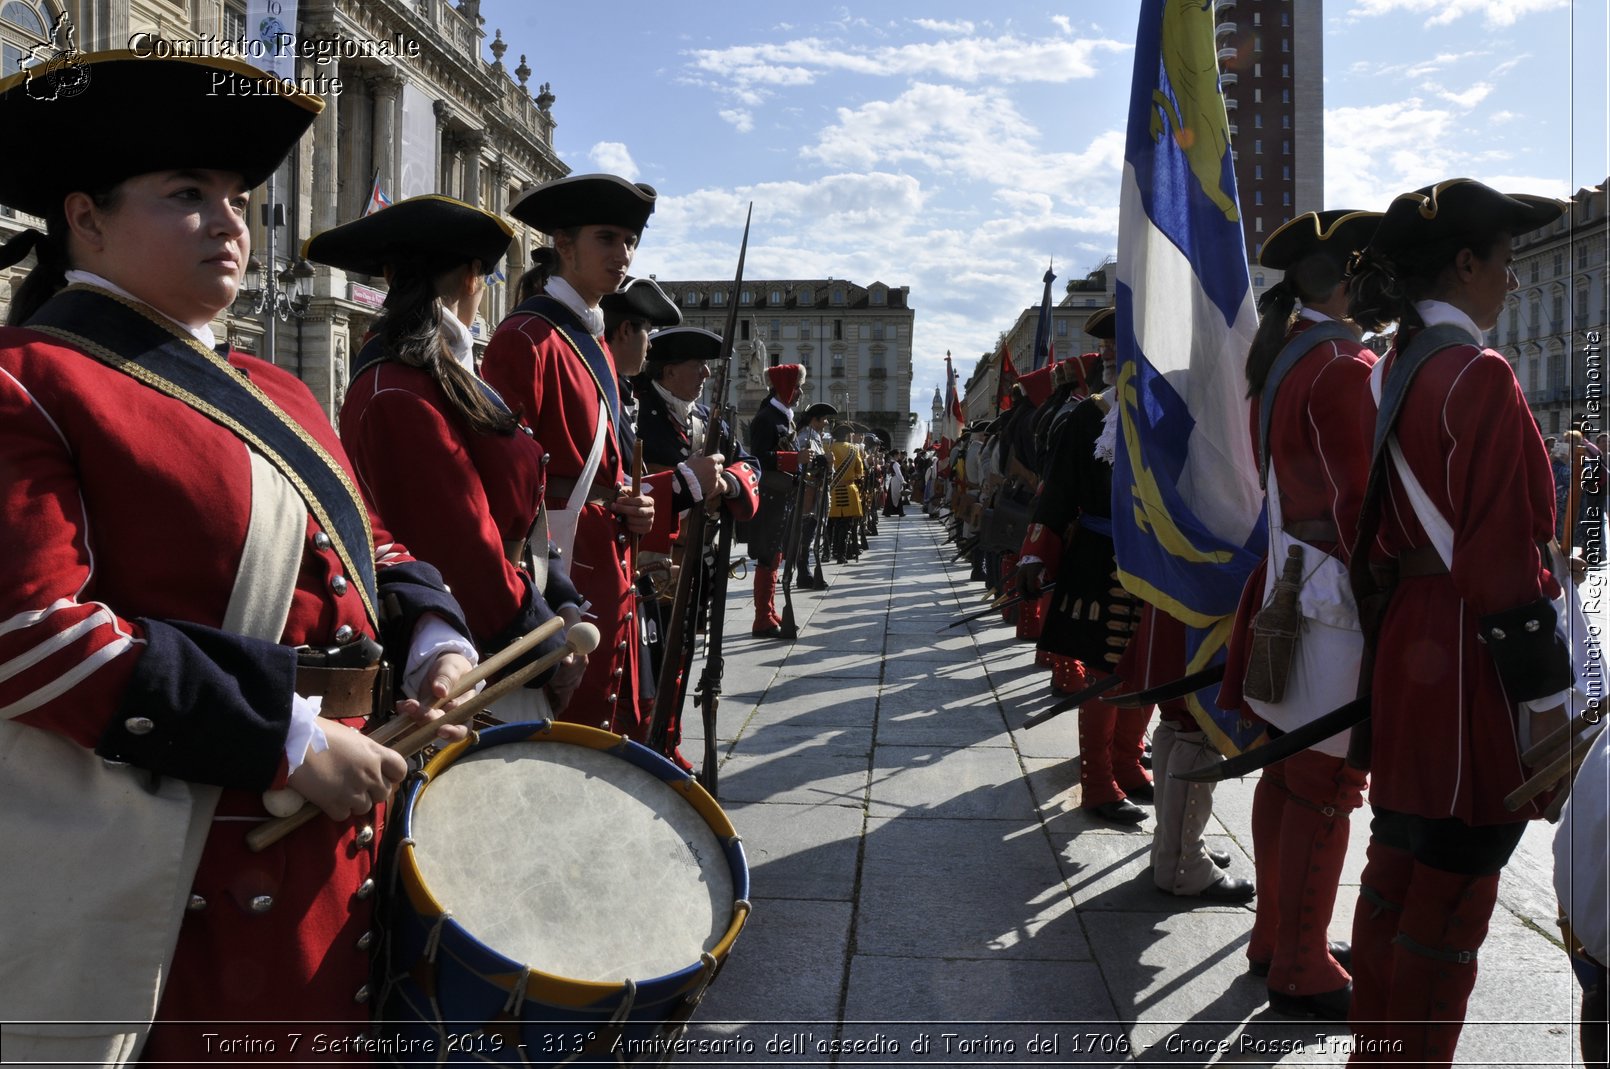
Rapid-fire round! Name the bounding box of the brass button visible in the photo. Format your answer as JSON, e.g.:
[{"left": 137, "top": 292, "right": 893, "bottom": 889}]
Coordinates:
[
  {"left": 330, "top": 575, "right": 349, "bottom": 596},
  {"left": 353, "top": 983, "right": 371, "bottom": 1004},
  {"left": 617, "top": 533, "right": 628, "bottom": 545},
  {"left": 334, "top": 624, "right": 355, "bottom": 644},
  {"left": 313, "top": 531, "right": 333, "bottom": 551},
  {"left": 187, "top": 894, "right": 207, "bottom": 912},
  {"left": 249, "top": 895, "right": 274, "bottom": 913},
  {"left": 355, "top": 878, "right": 376, "bottom": 900},
  {"left": 616, "top": 640, "right": 628, "bottom": 652},
  {"left": 356, "top": 825, "right": 375, "bottom": 846},
  {"left": 356, "top": 930, "right": 375, "bottom": 952},
  {"left": 625, "top": 611, "right": 635, "bottom": 622},
  {"left": 611, "top": 668, "right": 623, "bottom": 679},
  {"left": 124, "top": 716, "right": 155, "bottom": 735},
  {"left": 606, "top": 692, "right": 618, "bottom": 704}
]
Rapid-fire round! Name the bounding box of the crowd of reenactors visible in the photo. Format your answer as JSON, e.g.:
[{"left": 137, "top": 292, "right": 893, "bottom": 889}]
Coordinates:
[{"left": 926, "top": 185, "right": 1607, "bottom": 1068}]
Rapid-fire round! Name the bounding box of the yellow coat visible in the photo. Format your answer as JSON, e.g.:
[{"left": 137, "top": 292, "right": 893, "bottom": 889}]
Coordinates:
[{"left": 828, "top": 440, "right": 864, "bottom": 518}]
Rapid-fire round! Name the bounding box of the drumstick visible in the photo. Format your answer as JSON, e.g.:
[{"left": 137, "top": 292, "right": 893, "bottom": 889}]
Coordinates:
[
  {"left": 1520, "top": 705, "right": 1604, "bottom": 768},
  {"left": 1505, "top": 741, "right": 1589, "bottom": 812},
  {"left": 247, "top": 623, "right": 599, "bottom": 853},
  {"left": 366, "top": 617, "right": 566, "bottom": 748}
]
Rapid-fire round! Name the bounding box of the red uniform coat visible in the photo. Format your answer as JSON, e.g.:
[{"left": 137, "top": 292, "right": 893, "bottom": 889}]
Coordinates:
[
  {"left": 1363, "top": 334, "right": 1561, "bottom": 825},
  {"left": 481, "top": 310, "right": 644, "bottom": 736},
  {"left": 339, "top": 359, "right": 577, "bottom": 671},
  {"left": 0, "top": 326, "right": 464, "bottom": 1053},
  {"left": 1221, "top": 320, "right": 1377, "bottom": 709}
]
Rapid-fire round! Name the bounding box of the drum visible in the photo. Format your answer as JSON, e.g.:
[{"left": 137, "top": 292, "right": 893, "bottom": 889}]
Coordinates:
[{"left": 380, "top": 721, "right": 750, "bottom": 1065}]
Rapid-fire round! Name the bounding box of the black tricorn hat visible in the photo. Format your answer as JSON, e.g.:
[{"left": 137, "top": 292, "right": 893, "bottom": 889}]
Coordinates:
[
  {"left": 802, "top": 402, "right": 838, "bottom": 422},
  {"left": 1366, "top": 179, "right": 1564, "bottom": 260},
  {"left": 1260, "top": 210, "right": 1382, "bottom": 271},
  {"left": 1084, "top": 305, "right": 1117, "bottom": 340},
  {"left": 602, "top": 276, "right": 681, "bottom": 329},
  {"left": 966, "top": 419, "right": 992, "bottom": 434},
  {"left": 645, "top": 325, "right": 719, "bottom": 366},
  {"left": 302, "top": 195, "right": 512, "bottom": 276},
  {"left": 509, "top": 173, "right": 657, "bottom": 235},
  {"left": 0, "top": 51, "right": 322, "bottom": 219}
]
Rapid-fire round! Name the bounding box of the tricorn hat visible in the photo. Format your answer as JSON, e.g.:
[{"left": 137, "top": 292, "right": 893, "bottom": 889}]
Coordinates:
[
  {"left": 0, "top": 51, "right": 322, "bottom": 220},
  {"left": 645, "top": 325, "right": 719, "bottom": 367},
  {"left": 1083, "top": 305, "right": 1117, "bottom": 340},
  {"left": 802, "top": 402, "right": 837, "bottom": 422},
  {"left": 1260, "top": 210, "right": 1381, "bottom": 272},
  {"left": 1366, "top": 179, "right": 1564, "bottom": 261},
  {"left": 602, "top": 276, "right": 681, "bottom": 330},
  {"left": 303, "top": 195, "right": 512, "bottom": 277},
  {"left": 509, "top": 173, "right": 657, "bottom": 235}
]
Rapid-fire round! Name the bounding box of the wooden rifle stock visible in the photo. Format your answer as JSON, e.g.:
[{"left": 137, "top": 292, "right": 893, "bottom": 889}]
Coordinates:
[{"left": 647, "top": 205, "right": 751, "bottom": 755}]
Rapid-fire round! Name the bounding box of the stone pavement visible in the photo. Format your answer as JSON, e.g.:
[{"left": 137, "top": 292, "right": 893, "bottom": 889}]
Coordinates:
[{"left": 676, "top": 511, "right": 1585, "bottom": 1068}]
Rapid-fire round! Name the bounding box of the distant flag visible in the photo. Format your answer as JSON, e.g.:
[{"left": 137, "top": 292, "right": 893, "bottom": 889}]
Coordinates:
[
  {"left": 1030, "top": 262, "right": 1056, "bottom": 370},
  {"left": 1109, "top": 0, "right": 1266, "bottom": 756},
  {"left": 364, "top": 172, "right": 392, "bottom": 217},
  {"left": 484, "top": 266, "right": 507, "bottom": 286},
  {"left": 995, "top": 341, "right": 1019, "bottom": 413},
  {"left": 940, "top": 349, "right": 953, "bottom": 437}
]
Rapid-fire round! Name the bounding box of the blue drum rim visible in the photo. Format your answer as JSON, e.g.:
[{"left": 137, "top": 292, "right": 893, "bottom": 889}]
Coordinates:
[{"left": 393, "top": 719, "right": 751, "bottom": 1008}]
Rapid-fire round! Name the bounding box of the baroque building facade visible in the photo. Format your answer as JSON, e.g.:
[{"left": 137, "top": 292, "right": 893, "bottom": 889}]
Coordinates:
[
  {"left": 0, "top": 0, "right": 567, "bottom": 417},
  {"left": 654, "top": 276, "right": 918, "bottom": 452}
]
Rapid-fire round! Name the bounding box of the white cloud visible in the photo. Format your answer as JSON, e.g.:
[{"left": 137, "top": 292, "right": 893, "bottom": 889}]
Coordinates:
[
  {"left": 1348, "top": 0, "right": 1569, "bottom": 28},
  {"left": 912, "top": 18, "right": 974, "bottom": 34},
  {"left": 1051, "top": 15, "right": 1072, "bottom": 34},
  {"left": 719, "top": 108, "right": 755, "bottom": 133},
  {"left": 588, "top": 142, "right": 639, "bottom": 179},
  {"left": 1423, "top": 80, "right": 1493, "bottom": 108}
]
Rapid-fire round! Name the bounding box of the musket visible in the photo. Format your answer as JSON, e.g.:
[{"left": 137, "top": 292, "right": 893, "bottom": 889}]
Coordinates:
[
  {"left": 809, "top": 450, "right": 832, "bottom": 587},
  {"left": 1172, "top": 696, "right": 1371, "bottom": 783},
  {"left": 694, "top": 504, "right": 736, "bottom": 795},
  {"left": 647, "top": 204, "right": 751, "bottom": 758},
  {"left": 777, "top": 446, "right": 813, "bottom": 640}
]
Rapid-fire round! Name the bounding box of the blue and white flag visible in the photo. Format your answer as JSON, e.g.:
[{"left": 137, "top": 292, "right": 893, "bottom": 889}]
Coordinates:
[{"left": 1111, "top": 0, "right": 1265, "bottom": 754}]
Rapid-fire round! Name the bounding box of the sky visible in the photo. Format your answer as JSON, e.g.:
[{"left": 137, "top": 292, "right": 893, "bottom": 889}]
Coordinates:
[{"left": 478, "top": 0, "right": 1609, "bottom": 408}]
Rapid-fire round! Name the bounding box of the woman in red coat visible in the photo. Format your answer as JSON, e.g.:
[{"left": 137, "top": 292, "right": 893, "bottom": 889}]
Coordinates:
[
  {"left": 308, "top": 195, "right": 587, "bottom": 721},
  {"left": 1343, "top": 179, "right": 1572, "bottom": 1065},
  {"left": 0, "top": 54, "right": 471, "bottom": 1063},
  {"left": 1219, "top": 209, "right": 1381, "bottom": 1020},
  {"left": 481, "top": 175, "right": 675, "bottom": 740}
]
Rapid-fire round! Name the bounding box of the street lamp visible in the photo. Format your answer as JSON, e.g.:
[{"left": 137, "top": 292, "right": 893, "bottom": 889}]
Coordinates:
[{"left": 237, "top": 178, "right": 312, "bottom": 363}]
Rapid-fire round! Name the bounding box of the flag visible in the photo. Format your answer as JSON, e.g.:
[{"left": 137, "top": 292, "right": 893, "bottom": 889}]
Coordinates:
[
  {"left": 944, "top": 351, "right": 964, "bottom": 435},
  {"left": 364, "top": 173, "right": 392, "bottom": 217},
  {"left": 1030, "top": 263, "right": 1056, "bottom": 370},
  {"left": 995, "top": 342, "right": 1019, "bottom": 414},
  {"left": 1109, "top": 0, "right": 1266, "bottom": 756},
  {"left": 484, "top": 267, "right": 507, "bottom": 286}
]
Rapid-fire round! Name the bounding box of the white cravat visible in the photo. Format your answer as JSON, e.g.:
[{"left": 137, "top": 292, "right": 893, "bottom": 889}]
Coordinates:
[
  {"left": 545, "top": 276, "right": 606, "bottom": 337},
  {"left": 1414, "top": 299, "right": 1485, "bottom": 346},
  {"left": 438, "top": 305, "right": 476, "bottom": 372}
]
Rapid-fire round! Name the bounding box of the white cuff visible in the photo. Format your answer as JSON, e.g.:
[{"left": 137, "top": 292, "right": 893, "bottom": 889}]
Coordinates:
[
  {"left": 721, "top": 471, "right": 741, "bottom": 498},
  {"left": 285, "top": 693, "right": 329, "bottom": 775},
  {"left": 677, "top": 462, "right": 704, "bottom": 502},
  {"left": 401, "top": 613, "right": 481, "bottom": 699}
]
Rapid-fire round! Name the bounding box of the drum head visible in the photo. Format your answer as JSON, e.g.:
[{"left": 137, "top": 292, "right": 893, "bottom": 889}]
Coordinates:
[{"left": 410, "top": 739, "right": 734, "bottom": 983}]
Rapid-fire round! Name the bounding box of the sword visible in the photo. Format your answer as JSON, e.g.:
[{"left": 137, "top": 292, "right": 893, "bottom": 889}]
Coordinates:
[
  {"left": 1104, "top": 664, "right": 1227, "bottom": 708},
  {"left": 1171, "top": 696, "right": 1372, "bottom": 783},
  {"left": 937, "top": 584, "right": 1054, "bottom": 632},
  {"left": 1022, "top": 674, "right": 1125, "bottom": 728}
]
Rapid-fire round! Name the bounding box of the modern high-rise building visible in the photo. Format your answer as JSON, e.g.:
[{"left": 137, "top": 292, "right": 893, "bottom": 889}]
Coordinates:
[{"left": 1215, "top": 0, "right": 1324, "bottom": 263}]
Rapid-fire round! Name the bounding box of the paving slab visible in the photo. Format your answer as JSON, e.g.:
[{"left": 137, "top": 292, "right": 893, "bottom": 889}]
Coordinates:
[
  {"left": 724, "top": 800, "right": 865, "bottom": 902},
  {"left": 867, "top": 743, "right": 1038, "bottom": 821}
]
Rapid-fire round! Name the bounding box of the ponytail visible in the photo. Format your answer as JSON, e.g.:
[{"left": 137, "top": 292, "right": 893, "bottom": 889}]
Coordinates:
[
  {"left": 374, "top": 258, "right": 518, "bottom": 437},
  {"left": 1245, "top": 280, "right": 1298, "bottom": 397}
]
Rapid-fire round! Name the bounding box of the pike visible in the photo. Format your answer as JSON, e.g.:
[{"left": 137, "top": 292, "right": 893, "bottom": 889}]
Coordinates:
[
  {"left": 777, "top": 442, "right": 813, "bottom": 640},
  {"left": 647, "top": 204, "right": 751, "bottom": 794}
]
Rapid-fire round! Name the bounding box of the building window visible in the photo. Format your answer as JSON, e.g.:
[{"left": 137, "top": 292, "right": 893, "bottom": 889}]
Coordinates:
[
  {"left": 1529, "top": 294, "right": 1541, "bottom": 335},
  {"left": 1282, "top": 139, "right": 1291, "bottom": 155},
  {"left": 1281, "top": 87, "right": 1291, "bottom": 104},
  {"left": 1255, "top": 216, "right": 1264, "bottom": 233},
  {"left": 740, "top": 321, "right": 750, "bottom": 341},
  {"left": 1554, "top": 251, "right": 1565, "bottom": 275},
  {"left": 1281, "top": 114, "right": 1291, "bottom": 129},
  {"left": 859, "top": 324, "right": 870, "bottom": 340},
  {"left": 1254, "top": 138, "right": 1263, "bottom": 154},
  {"left": 1254, "top": 63, "right": 1262, "bottom": 77},
  {"left": 1530, "top": 260, "right": 1540, "bottom": 284},
  {"left": 1253, "top": 88, "right": 1263, "bottom": 104},
  {"left": 1507, "top": 306, "right": 1519, "bottom": 339},
  {"left": 833, "top": 319, "right": 843, "bottom": 341},
  {"left": 1254, "top": 271, "right": 1265, "bottom": 287},
  {"left": 712, "top": 291, "right": 726, "bottom": 307},
  {"left": 1281, "top": 63, "right": 1290, "bottom": 78},
  {"left": 1254, "top": 113, "right": 1263, "bottom": 129},
  {"left": 1056, "top": 318, "right": 1068, "bottom": 337},
  {"left": 801, "top": 320, "right": 812, "bottom": 339},
  {"left": 831, "top": 352, "right": 844, "bottom": 377},
  {"left": 223, "top": 2, "right": 246, "bottom": 43},
  {"left": 740, "top": 289, "right": 753, "bottom": 305},
  {"left": 770, "top": 318, "right": 781, "bottom": 340},
  {"left": 1254, "top": 164, "right": 1263, "bottom": 180},
  {"left": 1, "top": 0, "right": 51, "bottom": 77},
  {"left": 1281, "top": 37, "right": 1289, "bottom": 52},
  {"left": 1577, "top": 287, "right": 1590, "bottom": 329},
  {"left": 770, "top": 288, "right": 784, "bottom": 304},
  {"left": 1282, "top": 164, "right": 1291, "bottom": 181},
  {"left": 798, "top": 287, "right": 813, "bottom": 304},
  {"left": 1552, "top": 290, "right": 1564, "bottom": 329},
  {"left": 685, "top": 290, "right": 699, "bottom": 305},
  {"left": 1254, "top": 190, "right": 1264, "bottom": 206},
  {"left": 1281, "top": 11, "right": 1290, "bottom": 26},
  {"left": 1253, "top": 34, "right": 1262, "bottom": 52},
  {"left": 871, "top": 288, "right": 886, "bottom": 305},
  {"left": 832, "top": 288, "right": 845, "bottom": 305},
  {"left": 1252, "top": 11, "right": 1261, "bottom": 25}
]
